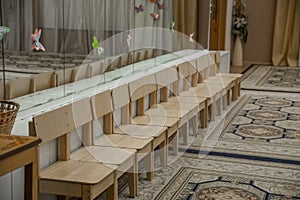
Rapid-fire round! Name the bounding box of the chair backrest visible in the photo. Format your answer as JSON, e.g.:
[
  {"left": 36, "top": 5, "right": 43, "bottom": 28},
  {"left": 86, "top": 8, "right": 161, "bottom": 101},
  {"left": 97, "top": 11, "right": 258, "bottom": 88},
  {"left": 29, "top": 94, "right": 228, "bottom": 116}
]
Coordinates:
[
  {"left": 144, "top": 49, "right": 150, "bottom": 60},
  {"left": 133, "top": 50, "right": 144, "bottom": 63},
  {"left": 91, "top": 89, "right": 114, "bottom": 134},
  {"left": 92, "top": 90, "right": 113, "bottom": 119},
  {"left": 5, "top": 77, "right": 34, "bottom": 99},
  {"left": 31, "top": 71, "right": 56, "bottom": 92},
  {"left": 89, "top": 61, "right": 105, "bottom": 77},
  {"left": 110, "top": 56, "right": 122, "bottom": 70},
  {"left": 178, "top": 62, "right": 191, "bottom": 91},
  {"left": 215, "top": 51, "right": 221, "bottom": 72},
  {"left": 32, "top": 98, "right": 92, "bottom": 144},
  {"left": 209, "top": 52, "right": 217, "bottom": 76},
  {"left": 187, "top": 59, "right": 198, "bottom": 87},
  {"left": 72, "top": 64, "right": 91, "bottom": 82},
  {"left": 112, "top": 84, "right": 130, "bottom": 110},
  {"left": 155, "top": 67, "right": 179, "bottom": 101},
  {"left": 178, "top": 62, "right": 190, "bottom": 79},
  {"left": 105, "top": 57, "right": 113, "bottom": 71},
  {"left": 55, "top": 68, "right": 75, "bottom": 86},
  {"left": 155, "top": 67, "right": 178, "bottom": 89},
  {"left": 0, "top": 82, "right": 4, "bottom": 100},
  {"left": 128, "top": 74, "right": 157, "bottom": 102},
  {"left": 119, "top": 53, "right": 129, "bottom": 68},
  {"left": 197, "top": 53, "right": 211, "bottom": 82},
  {"left": 127, "top": 53, "right": 133, "bottom": 65},
  {"left": 111, "top": 84, "right": 131, "bottom": 124},
  {"left": 128, "top": 74, "right": 157, "bottom": 116}
]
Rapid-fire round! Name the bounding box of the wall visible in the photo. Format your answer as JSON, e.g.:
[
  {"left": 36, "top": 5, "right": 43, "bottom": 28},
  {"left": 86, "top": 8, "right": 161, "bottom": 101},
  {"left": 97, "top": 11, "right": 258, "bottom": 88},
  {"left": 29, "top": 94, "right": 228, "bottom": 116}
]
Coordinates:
[
  {"left": 225, "top": 0, "right": 233, "bottom": 51},
  {"left": 243, "top": 0, "right": 276, "bottom": 65},
  {"left": 197, "top": 0, "right": 210, "bottom": 49}
]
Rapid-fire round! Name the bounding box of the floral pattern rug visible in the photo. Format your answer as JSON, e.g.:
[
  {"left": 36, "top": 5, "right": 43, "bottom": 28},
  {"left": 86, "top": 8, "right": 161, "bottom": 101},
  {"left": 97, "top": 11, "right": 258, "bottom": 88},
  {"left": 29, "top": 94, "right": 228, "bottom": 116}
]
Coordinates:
[
  {"left": 193, "top": 94, "right": 300, "bottom": 162},
  {"left": 155, "top": 164, "right": 300, "bottom": 200},
  {"left": 113, "top": 155, "right": 300, "bottom": 200},
  {"left": 98, "top": 94, "right": 300, "bottom": 200},
  {"left": 241, "top": 65, "right": 300, "bottom": 92}
]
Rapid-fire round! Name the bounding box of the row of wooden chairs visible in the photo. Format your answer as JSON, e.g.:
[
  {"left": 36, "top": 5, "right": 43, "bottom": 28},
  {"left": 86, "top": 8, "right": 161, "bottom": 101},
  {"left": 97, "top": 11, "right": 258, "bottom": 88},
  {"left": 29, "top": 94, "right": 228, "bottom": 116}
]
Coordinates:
[
  {"left": 28, "top": 51, "right": 242, "bottom": 199},
  {"left": 1, "top": 49, "right": 156, "bottom": 100}
]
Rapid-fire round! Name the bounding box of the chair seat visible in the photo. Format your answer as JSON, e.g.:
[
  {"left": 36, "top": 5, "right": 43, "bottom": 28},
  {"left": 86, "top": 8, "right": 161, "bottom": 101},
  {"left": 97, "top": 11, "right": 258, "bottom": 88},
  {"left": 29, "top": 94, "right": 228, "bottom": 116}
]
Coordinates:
[
  {"left": 145, "top": 106, "right": 190, "bottom": 118},
  {"left": 217, "top": 73, "right": 243, "bottom": 79},
  {"left": 167, "top": 96, "right": 206, "bottom": 108},
  {"left": 205, "top": 76, "right": 235, "bottom": 89},
  {"left": 94, "top": 134, "right": 153, "bottom": 150},
  {"left": 114, "top": 124, "right": 167, "bottom": 138},
  {"left": 145, "top": 106, "right": 194, "bottom": 127},
  {"left": 40, "top": 160, "right": 115, "bottom": 184},
  {"left": 71, "top": 146, "right": 135, "bottom": 165},
  {"left": 181, "top": 83, "right": 221, "bottom": 99},
  {"left": 132, "top": 115, "right": 179, "bottom": 128},
  {"left": 156, "top": 101, "right": 198, "bottom": 111}
]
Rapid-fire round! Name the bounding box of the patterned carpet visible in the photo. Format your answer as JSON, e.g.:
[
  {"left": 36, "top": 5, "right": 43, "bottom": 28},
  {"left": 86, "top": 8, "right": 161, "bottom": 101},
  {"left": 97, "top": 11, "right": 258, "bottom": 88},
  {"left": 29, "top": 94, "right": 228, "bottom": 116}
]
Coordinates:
[
  {"left": 242, "top": 65, "right": 300, "bottom": 92},
  {"left": 113, "top": 92, "right": 300, "bottom": 200},
  {"left": 87, "top": 66, "right": 300, "bottom": 200},
  {"left": 194, "top": 94, "right": 300, "bottom": 162},
  {"left": 156, "top": 164, "right": 300, "bottom": 199},
  {"left": 115, "top": 155, "right": 300, "bottom": 199}
]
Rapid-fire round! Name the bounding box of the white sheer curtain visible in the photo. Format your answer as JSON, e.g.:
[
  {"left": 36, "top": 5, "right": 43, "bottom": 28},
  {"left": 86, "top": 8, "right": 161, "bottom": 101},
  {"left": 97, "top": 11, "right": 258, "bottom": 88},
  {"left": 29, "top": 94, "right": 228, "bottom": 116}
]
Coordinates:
[
  {"left": 1, "top": 0, "right": 38, "bottom": 51},
  {"left": 131, "top": 0, "right": 173, "bottom": 57},
  {"left": 2, "top": 0, "right": 173, "bottom": 55}
]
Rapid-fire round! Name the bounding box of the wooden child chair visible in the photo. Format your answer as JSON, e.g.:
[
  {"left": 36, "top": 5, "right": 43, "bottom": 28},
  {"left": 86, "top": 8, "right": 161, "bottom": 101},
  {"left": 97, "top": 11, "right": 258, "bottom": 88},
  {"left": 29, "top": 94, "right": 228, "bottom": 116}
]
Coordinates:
[
  {"left": 112, "top": 81, "right": 168, "bottom": 168},
  {"left": 91, "top": 89, "right": 155, "bottom": 181},
  {"left": 30, "top": 98, "right": 117, "bottom": 200}
]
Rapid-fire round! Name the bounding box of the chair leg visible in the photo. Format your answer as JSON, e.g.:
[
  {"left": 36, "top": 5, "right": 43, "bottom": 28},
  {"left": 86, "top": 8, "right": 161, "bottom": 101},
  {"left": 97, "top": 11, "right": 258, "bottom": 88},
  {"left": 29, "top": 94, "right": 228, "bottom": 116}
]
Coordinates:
[
  {"left": 227, "top": 91, "right": 231, "bottom": 106},
  {"left": 217, "top": 98, "right": 222, "bottom": 115},
  {"left": 128, "top": 156, "right": 138, "bottom": 198},
  {"left": 200, "top": 107, "right": 208, "bottom": 128},
  {"left": 223, "top": 95, "right": 228, "bottom": 111},
  {"left": 82, "top": 185, "right": 94, "bottom": 200},
  {"left": 172, "top": 131, "right": 179, "bottom": 156},
  {"left": 192, "top": 115, "right": 198, "bottom": 135},
  {"left": 146, "top": 147, "right": 154, "bottom": 181},
  {"left": 182, "top": 123, "right": 188, "bottom": 145},
  {"left": 107, "top": 174, "right": 118, "bottom": 200},
  {"left": 159, "top": 141, "right": 167, "bottom": 167},
  {"left": 233, "top": 84, "right": 239, "bottom": 100},
  {"left": 210, "top": 103, "right": 216, "bottom": 122},
  {"left": 238, "top": 81, "right": 241, "bottom": 97}
]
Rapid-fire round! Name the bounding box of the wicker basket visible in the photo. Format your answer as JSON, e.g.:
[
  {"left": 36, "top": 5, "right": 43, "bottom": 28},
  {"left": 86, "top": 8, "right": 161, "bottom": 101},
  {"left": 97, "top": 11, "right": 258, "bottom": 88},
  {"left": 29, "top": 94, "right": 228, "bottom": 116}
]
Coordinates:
[{"left": 0, "top": 101, "right": 20, "bottom": 135}]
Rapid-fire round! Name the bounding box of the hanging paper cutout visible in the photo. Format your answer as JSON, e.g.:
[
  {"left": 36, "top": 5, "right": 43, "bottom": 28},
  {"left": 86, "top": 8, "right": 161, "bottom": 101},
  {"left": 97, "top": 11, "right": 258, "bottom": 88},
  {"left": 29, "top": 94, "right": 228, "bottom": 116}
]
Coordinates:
[
  {"left": 169, "top": 21, "right": 175, "bottom": 32},
  {"left": 134, "top": 4, "right": 144, "bottom": 13},
  {"left": 92, "top": 36, "right": 104, "bottom": 55},
  {"left": 157, "top": 2, "right": 165, "bottom": 9},
  {"left": 189, "top": 32, "right": 195, "bottom": 43},
  {"left": 150, "top": 13, "right": 159, "bottom": 20},
  {"left": 0, "top": 26, "right": 10, "bottom": 41},
  {"left": 150, "top": 0, "right": 158, "bottom": 3},
  {"left": 31, "top": 29, "right": 46, "bottom": 51},
  {"left": 126, "top": 34, "right": 132, "bottom": 48}
]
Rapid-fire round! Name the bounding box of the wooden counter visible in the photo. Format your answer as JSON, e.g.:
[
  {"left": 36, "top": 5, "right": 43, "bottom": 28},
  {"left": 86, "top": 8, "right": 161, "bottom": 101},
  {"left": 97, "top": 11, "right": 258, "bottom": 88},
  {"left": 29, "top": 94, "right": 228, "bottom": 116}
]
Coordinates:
[{"left": 0, "top": 134, "right": 41, "bottom": 200}]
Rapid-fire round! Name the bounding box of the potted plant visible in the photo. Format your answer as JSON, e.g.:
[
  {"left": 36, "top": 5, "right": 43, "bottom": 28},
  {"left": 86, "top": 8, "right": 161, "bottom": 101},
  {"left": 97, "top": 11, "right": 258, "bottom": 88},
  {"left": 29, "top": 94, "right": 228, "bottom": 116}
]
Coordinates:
[{"left": 232, "top": 0, "right": 248, "bottom": 66}]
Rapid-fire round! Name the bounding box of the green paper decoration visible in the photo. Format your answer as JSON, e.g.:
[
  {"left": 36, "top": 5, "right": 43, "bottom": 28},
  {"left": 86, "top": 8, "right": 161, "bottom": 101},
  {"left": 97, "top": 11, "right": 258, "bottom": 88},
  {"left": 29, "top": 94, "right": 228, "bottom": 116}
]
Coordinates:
[{"left": 0, "top": 26, "right": 10, "bottom": 40}]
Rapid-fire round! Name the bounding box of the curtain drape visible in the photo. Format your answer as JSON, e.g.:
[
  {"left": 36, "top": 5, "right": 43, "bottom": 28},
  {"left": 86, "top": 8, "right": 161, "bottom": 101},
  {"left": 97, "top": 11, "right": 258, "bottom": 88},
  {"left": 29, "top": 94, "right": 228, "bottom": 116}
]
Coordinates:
[
  {"left": 173, "top": 0, "right": 197, "bottom": 36},
  {"left": 173, "top": 0, "right": 197, "bottom": 50},
  {"left": 2, "top": 0, "right": 173, "bottom": 55},
  {"left": 173, "top": 0, "right": 210, "bottom": 50},
  {"left": 1, "top": 0, "right": 39, "bottom": 51},
  {"left": 272, "top": 0, "right": 300, "bottom": 66}
]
